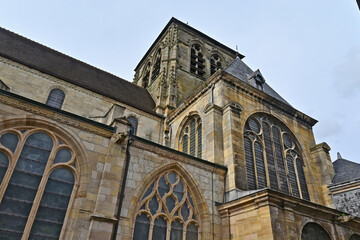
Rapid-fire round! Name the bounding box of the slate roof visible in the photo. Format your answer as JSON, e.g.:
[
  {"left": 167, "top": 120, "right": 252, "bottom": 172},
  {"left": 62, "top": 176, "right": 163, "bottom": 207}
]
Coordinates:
[
  {"left": 224, "top": 57, "right": 291, "bottom": 106},
  {"left": 331, "top": 157, "right": 360, "bottom": 185},
  {"left": 0, "top": 27, "right": 158, "bottom": 116}
]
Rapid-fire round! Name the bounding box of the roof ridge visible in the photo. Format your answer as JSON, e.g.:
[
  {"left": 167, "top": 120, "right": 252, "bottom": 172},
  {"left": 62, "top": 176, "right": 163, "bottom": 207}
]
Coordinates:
[{"left": 0, "top": 26, "right": 136, "bottom": 86}]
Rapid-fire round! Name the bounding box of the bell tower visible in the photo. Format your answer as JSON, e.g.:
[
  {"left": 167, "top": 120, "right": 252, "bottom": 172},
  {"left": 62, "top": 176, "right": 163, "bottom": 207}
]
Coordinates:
[{"left": 133, "top": 17, "right": 240, "bottom": 116}]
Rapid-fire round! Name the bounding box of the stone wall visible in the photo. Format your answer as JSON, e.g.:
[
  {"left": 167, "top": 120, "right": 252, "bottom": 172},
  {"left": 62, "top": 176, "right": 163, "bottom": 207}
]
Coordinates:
[
  {"left": 116, "top": 137, "right": 227, "bottom": 240},
  {"left": 333, "top": 188, "right": 360, "bottom": 217},
  {"left": 0, "top": 56, "right": 162, "bottom": 143}
]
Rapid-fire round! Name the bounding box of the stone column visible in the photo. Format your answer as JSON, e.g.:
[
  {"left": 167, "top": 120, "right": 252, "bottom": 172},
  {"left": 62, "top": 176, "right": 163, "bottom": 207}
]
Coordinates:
[
  {"left": 87, "top": 118, "right": 130, "bottom": 240},
  {"left": 204, "top": 104, "right": 224, "bottom": 165},
  {"left": 222, "top": 102, "right": 243, "bottom": 192}
]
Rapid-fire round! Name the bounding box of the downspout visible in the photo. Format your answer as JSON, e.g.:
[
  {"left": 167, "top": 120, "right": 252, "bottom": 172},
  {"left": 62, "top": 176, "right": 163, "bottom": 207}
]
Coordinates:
[
  {"left": 112, "top": 135, "right": 133, "bottom": 240},
  {"left": 210, "top": 83, "right": 215, "bottom": 104},
  {"left": 212, "top": 166, "right": 215, "bottom": 240}
]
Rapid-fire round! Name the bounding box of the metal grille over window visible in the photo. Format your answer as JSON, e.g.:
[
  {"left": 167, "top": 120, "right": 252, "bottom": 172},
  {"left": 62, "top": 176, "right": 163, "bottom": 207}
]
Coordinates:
[
  {"left": 0, "top": 128, "right": 78, "bottom": 240},
  {"left": 127, "top": 116, "right": 138, "bottom": 136},
  {"left": 190, "top": 44, "right": 205, "bottom": 77},
  {"left": 151, "top": 49, "right": 161, "bottom": 81},
  {"left": 46, "top": 89, "right": 65, "bottom": 109},
  {"left": 180, "top": 116, "right": 202, "bottom": 158},
  {"left": 243, "top": 114, "right": 310, "bottom": 200},
  {"left": 210, "top": 54, "right": 222, "bottom": 75},
  {"left": 133, "top": 170, "right": 199, "bottom": 240}
]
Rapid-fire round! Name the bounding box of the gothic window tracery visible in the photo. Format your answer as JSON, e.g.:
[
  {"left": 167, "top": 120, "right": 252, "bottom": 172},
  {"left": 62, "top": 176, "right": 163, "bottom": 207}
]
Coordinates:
[
  {"left": 133, "top": 170, "right": 199, "bottom": 240},
  {"left": 0, "top": 127, "right": 77, "bottom": 239},
  {"left": 46, "top": 89, "right": 65, "bottom": 109},
  {"left": 180, "top": 116, "right": 202, "bottom": 158},
  {"left": 243, "top": 113, "right": 310, "bottom": 200},
  {"left": 151, "top": 49, "right": 162, "bottom": 81},
  {"left": 190, "top": 44, "right": 205, "bottom": 77},
  {"left": 210, "top": 54, "right": 222, "bottom": 75}
]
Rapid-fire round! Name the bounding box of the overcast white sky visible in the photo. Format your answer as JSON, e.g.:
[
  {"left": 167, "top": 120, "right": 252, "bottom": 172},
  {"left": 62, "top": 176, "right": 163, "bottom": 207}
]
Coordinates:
[{"left": 1, "top": 0, "right": 359, "bottom": 163}]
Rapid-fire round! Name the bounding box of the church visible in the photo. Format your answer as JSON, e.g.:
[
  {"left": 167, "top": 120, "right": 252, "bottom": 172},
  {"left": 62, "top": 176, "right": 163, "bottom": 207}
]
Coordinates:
[{"left": 0, "top": 17, "right": 359, "bottom": 240}]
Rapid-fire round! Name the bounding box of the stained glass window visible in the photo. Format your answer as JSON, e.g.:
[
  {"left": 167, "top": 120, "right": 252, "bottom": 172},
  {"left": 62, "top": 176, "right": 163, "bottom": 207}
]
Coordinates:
[
  {"left": 180, "top": 116, "right": 202, "bottom": 158},
  {"left": 0, "top": 128, "right": 77, "bottom": 240},
  {"left": 133, "top": 170, "right": 199, "bottom": 240},
  {"left": 243, "top": 114, "right": 310, "bottom": 200}
]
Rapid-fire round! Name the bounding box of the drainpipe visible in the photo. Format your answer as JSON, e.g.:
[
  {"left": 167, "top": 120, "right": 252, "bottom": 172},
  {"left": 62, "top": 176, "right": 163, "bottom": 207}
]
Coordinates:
[
  {"left": 112, "top": 135, "right": 133, "bottom": 240},
  {"left": 210, "top": 83, "right": 215, "bottom": 104}
]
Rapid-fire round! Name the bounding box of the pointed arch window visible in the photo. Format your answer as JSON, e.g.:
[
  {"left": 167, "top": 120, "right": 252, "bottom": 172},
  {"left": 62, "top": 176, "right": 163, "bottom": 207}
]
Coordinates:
[
  {"left": 210, "top": 54, "right": 222, "bottom": 75},
  {"left": 127, "top": 116, "right": 138, "bottom": 136},
  {"left": 46, "top": 89, "right": 65, "bottom": 109},
  {"left": 190, "top": 44, "right": 205, "bottom": 77},
  {"left": 243, "top": 114, "right": 310, "bottom": 200},
  {"left": 142, "top": 62, "right": 151, "bottom": 88},
  {"left": 301, "top": 223, "right": 331, "bottom": 240},
  {"left": 133, "top": 170, "right": 199, "bottom": 240},
  {"left": 0, "top": 127, "right": 77, "bottom": 239},
  {"left": 180, "top": 116, "right": 202, "bottom": 158},
  {"left": 151, "top": 49, "right": 162, "bottom": 81},
  {"left": 350, "top": 234, "right": 360, "bottom": 240}
]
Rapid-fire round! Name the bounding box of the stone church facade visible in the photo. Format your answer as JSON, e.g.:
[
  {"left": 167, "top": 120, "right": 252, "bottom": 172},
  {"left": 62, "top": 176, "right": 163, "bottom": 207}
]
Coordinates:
[{"left": 0, "top": 17, "right": 359, "bottom": 239}]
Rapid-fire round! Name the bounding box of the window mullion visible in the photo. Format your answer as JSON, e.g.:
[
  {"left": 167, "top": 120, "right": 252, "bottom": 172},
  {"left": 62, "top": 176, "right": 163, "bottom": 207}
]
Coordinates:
[
  {"left": 280, "top": 131, "right": 291, "bottom": 195},
  {"left": 0, "top": 132, "right": 25, "bottom": 203},
  {"left": 21, "top": 138, "right": 58, "bottom": 240}
]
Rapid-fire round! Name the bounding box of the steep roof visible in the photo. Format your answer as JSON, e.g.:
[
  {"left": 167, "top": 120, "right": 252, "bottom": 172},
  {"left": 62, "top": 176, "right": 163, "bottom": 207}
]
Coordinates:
[
  {"left": 332, "top": 155, "right": 360, "bottom": 185},
  {"left": 0, "top": 27, "right": 158, "bottom": 116},
  {"left": 224, "top": 57, "right": 291, "bottom": 106}
]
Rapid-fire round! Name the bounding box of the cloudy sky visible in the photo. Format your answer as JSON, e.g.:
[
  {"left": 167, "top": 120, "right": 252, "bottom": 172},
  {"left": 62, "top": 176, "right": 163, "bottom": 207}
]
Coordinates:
[{"left": 1, "top": 0, "right": 359, "bottom": 163}]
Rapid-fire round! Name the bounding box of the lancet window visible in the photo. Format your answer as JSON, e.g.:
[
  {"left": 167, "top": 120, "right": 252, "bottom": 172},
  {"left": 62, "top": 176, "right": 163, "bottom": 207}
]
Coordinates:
[
  {"left": 132, "top": 170, "right": 199, "bottom": 240},
  {"left": 46, "top": 89, "right": 65, "bottom": 109},
  {"left": 190, "top": 44, "right": 205, "bottom": 77},
  {"left": 180, "top": 116, "right": 202, "bottom": 158},
  {"left": 210, "top": 54, "right": 222, "bottom": 75},
  {"left": 142, "top": 62, "right": 151, "bottom": 88},
  {"left": 151, "top": 49, "right": 162, "bottom": 81},
  {"left": 243, "top": 113, "right": 310, "bottom": 200},
  {"left": 0, "top": 127, "right": 77, "bottom": 239}
]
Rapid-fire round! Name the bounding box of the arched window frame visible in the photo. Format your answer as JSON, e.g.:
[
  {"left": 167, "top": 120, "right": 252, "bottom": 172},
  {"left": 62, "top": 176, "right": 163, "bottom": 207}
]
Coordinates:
[
  {"left": 0, "top": 126, "right": 79, "bottom": 239},
  {"left": 301, "top": 222, "right": 332, "bottom": 240},
  {"left": 190, "top": 44, "right": 205, "bottom": 77},
  {"left": 243, "top": 113, "right": 310, "bottom": 200},
  {"left": 46, "top": 88, "right": 65, "bottom": 109},
  {"left": 132, "top": 169, "right": 200, "bottom": 240},
  {"left": 142, "top": 62, "right": 151, "bottom": 88},
  {"left": 179, "top": 115, "right": 202, "bottom": 158},
  {"left": 210, "top": 53, "right": 223, "bottom": 75},
  {"left": 151, "top": 48, "right": 162, "bottom": 81}
]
